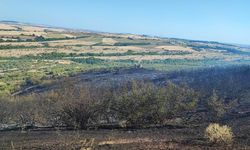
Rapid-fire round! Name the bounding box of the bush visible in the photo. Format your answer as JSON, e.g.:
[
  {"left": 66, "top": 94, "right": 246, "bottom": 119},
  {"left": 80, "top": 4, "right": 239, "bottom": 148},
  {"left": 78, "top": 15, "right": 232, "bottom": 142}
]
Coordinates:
[
  {"left": 0, "top": 80, "right": 199, "bottom": 129},
  {"left": 206, "top": 90, "right": 237, "bottom": 121},
  {"left": 0, "top": 98, "right": 12, "bottom": 123},
  {"left": 205, "top": 123, "right": 233, "bottom": 145},
  {"left": 111, "top": 81, "right": 198, "bottom": 126},
  {"left": 51, "top": 81, "right": 100, "bottom": 129},
  {"left": 206, "top": 91, "right": 226, "bottom": 120}
]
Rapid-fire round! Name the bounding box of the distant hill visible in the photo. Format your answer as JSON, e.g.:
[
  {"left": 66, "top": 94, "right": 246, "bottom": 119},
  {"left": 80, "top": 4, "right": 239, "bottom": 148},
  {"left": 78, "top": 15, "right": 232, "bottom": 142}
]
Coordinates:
[{"left": 0, "top": 21, "right": 249, "bottom": 95}]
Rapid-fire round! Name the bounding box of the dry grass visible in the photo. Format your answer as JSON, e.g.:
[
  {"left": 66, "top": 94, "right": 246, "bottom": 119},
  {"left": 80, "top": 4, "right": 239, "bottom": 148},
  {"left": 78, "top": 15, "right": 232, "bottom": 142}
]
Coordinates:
[
  {"left": 205, "top": 123, "right": 233, "bottom": 145},
  {"left": 0, "top": 46, "right": 130, "bottom": 57},
  {"left": 0, "top": 31, "right": 46, "bottom": 36},
  {"left": 56, "top": 60, "right": 72, "bottom": 65},
  {"left": 0, "top": 41, "right": 43, "bottom": 46},
  {"left": 89, "top": 45, "right": 144, "bottom": 52},
  {"left": 19, "top": 25, "right": 66, "bottom": 32},
  {"left": 20, "top": 25, "right": 46, "bottom": 32},
  {"left": 0, "top": 48, "right": 57, "bottom": 57},
  {"left": 0, "top": 23, "right": 17, "bottom": 30},
  {"left": 93, "top": 52, "right": 223, "bottom": 61},
  {"left": 98, "top": 138, "right": 153, "bottom": 145},
  {"left": 62, "top": 34, "right": 76, "bottom": 38},
  {"left": 155, "top": 45, "right": 195, "bottom": 52},
  {"left": 102, "top": 38, "right": 117, "bottom": 45},
  {"left": 47, "top": 39, "right": 96, "bottom": 46}
]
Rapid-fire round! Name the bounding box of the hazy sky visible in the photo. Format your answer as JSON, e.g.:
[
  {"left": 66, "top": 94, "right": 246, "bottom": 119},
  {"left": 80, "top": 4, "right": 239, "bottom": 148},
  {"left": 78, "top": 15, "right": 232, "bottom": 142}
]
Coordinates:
[{"left": 1, "top": 0, "right": 250, "bottom": 44}]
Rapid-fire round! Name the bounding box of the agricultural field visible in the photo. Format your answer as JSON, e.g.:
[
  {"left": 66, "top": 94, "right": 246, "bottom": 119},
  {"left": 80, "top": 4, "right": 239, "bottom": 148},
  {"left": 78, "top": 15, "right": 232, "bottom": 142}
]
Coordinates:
[
  {"left": 0, "top": 21, "right": 249, "bottom": 96},
  {"left": 0, "top": 21, "right": 250, "bottom": 150}
]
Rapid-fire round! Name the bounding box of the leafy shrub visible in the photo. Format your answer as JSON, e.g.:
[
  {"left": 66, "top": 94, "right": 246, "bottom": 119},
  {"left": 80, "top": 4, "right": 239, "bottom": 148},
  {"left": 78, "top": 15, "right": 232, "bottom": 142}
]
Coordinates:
[
  {"left": 111, "top": 81, "right": 198, "bottom": 126},
  {"left": 205, "top": 123, "right": 233, "bottom": 145}
]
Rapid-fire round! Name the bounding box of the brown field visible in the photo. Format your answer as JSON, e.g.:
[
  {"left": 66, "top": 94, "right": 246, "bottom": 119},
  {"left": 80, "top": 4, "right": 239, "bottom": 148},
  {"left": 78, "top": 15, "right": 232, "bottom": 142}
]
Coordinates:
[
  {"left": 102, "top": 38, "right": 117, "bottom": 45},
  {"left": 155, "top": 45, "right": 195, "bottom": 52},
  {"left": 0, "top": 31, "right": 46, "bottom": 36},
  {"left": 0, "top": 48, "right": 57, "bottom": 57},
  {"left": 47, "top": 39, "right": 97, "bottom": 47},
  {"left": 0, "top": 23, "right": 18, "bottom": 30},
  {"left": 0, "top": 41, "right": 43, "bottom": 46},
  {"left": 93, "top": 52, "right": 224, "bottom": 61}
]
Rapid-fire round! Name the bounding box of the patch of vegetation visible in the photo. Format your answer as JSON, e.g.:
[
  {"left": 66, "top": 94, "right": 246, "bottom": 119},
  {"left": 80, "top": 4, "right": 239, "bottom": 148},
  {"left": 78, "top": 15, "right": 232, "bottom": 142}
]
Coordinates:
[
  {"left": 189, "top": 44, "right": 250, "bottom": 55},
  {"left": 205, "top": 123, "right": 233, "bottom": 145},
  {"left": 71, "top": 57, "right": 105, "bottom": 64},
  {"left": 113, "top": 42, "right": 151, "bottom": 46},
  {"left": 0, "top": 45, "right": 41, "bottom": 50},
  {"left": 113, "top": 81, "right": 198, "bottom": 126},
  {"left": 0, "top": 80, "right": 199, "bottom": 129},
  {"left": 0, "top": 52, "right": 249, "bottom": 96}
]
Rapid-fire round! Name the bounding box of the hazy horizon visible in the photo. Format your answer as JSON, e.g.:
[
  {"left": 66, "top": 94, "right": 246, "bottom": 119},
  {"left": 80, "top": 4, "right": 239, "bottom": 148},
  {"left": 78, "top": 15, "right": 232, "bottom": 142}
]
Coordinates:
[{"left": 1, "top": 0, "right": 250, "bottom": 45}]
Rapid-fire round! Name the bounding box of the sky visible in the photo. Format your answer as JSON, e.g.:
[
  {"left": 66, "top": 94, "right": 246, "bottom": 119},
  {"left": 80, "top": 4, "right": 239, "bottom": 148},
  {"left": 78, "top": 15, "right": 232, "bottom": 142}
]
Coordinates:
[{"left": 1, "top": 0, "right": 250, "bottom": 44}]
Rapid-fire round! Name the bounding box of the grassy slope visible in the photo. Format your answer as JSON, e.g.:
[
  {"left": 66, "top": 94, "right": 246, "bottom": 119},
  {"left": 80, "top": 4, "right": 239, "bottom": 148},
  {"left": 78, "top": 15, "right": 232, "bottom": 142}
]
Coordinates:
[{"left": 0, "top": 22, "right": 249, "bottom": 95}]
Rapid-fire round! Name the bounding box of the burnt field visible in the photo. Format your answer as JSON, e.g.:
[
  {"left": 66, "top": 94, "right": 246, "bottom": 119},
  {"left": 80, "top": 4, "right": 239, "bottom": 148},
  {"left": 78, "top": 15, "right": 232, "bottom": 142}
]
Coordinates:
[
  {"left": 0, "top": 65, "right": 250, "bottom": 149},
  {"left": 16, "top": 65, "right": 250, "bottom": 101},
  {"left": 0, "top": 120, "right": 249, "bottom": 150}
]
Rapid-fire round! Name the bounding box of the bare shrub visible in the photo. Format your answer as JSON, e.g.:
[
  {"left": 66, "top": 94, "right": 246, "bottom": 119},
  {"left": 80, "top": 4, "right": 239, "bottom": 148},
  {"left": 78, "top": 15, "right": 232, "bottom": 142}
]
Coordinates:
[
  {"left": 53, "top": 82, "right": 100, "bottom": 129},
  {"left": 205, "top": 123, "right": 233, "bottom": 145}
]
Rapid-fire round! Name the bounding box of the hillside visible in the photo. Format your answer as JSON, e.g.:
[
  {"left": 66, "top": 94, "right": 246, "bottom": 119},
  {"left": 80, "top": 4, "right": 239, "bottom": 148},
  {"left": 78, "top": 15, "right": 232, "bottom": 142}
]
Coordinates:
[
  {"left": 0, "top": 21, "right": 250, "bottom": 149},
  {"left": 0, "top": 21, "right": 249, "bottom": 95}
]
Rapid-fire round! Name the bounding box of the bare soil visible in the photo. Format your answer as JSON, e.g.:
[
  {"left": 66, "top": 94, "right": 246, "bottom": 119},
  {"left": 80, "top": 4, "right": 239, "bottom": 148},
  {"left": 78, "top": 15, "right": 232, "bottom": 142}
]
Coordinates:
[{"left": 0, "top": 120, "right": 249, "bottom": 150}]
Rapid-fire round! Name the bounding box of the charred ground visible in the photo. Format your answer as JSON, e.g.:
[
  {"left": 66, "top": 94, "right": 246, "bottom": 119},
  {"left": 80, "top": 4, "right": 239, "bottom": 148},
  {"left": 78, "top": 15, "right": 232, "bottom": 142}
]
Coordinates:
[{"left": 0, "top": 65, "right": 250, "bottom": 149}]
